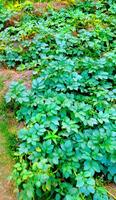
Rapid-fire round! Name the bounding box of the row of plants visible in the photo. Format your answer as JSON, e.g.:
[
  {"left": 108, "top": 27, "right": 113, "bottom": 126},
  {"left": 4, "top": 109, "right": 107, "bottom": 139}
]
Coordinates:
[
  {"left": 0, "top": 1, "right": 115, "bottom": 71},
  {"left": 1, "top": 0, "right": 116, "bottom": 199}
]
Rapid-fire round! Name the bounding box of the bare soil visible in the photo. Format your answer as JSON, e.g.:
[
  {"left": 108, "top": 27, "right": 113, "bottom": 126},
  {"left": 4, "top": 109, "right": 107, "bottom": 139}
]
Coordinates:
[
  {"left": 0, "top": 134, "right": 16, "bottom": 200},
  {"left": 0, "top": 68, "right": 32, "bottom": 89},
  {"left": 106, "top": 183, "right": 116, "bottom": 199},
  {"left": 0, "top": 69, "right": 32, "bottom": 200}
]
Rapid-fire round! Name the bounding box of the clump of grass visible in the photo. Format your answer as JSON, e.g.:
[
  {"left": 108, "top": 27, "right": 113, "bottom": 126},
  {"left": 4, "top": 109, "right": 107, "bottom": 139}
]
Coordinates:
[
  {"left": 0, "top": 76, "right": 17, "bottom": 157},
  {"left": 0, "top": 76, "right": 4, "bottom": 90},
  {"left": 0, "top": 120, "right": 17, "bottom": 156}
]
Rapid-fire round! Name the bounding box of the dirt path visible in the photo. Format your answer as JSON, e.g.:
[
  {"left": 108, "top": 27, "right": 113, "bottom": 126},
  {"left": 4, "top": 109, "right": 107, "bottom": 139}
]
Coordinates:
[
  {"left": 0, "top": 68, "right": 32, "bottom": 88},
  {"left": 0, "top": 69, "right": 32, "bottom": 200},
  {"left": 0, "top": 90, "right": 16, "bottom": 199},
  {"left": 106, "top": 184, "right": 116, "bottom": 200},
  {"left": 0, "top": 134, "right": 16, "bottom": 200}
]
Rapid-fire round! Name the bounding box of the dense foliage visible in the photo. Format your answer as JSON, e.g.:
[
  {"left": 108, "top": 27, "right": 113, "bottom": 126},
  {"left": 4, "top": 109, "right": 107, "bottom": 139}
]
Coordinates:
[
  {"left": 3, "top": 0, "right": 116, "bottom": 199},
  {"left": 1, "top": 1, "right": 115, "bottom": 71}
]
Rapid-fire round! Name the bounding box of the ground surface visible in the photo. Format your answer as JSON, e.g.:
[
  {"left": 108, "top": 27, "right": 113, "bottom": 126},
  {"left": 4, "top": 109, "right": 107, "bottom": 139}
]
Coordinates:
[
  {"left": 106, "top": 184, "right": 116, "bottom": 200},
  {"left": 0, "top": 69, "right": 32, "bottom": 200},
  {"left": 0, "top": 133, "right": 16, "bottom": 200},
  {"left": 0, "top": 74, "right": 16, "bottom": 200}
]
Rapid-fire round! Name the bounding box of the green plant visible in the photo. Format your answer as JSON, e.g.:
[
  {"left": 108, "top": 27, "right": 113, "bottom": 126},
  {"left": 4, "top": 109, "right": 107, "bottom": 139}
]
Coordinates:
[
  {"left": 5, "top": 0, "right": 116, "bottom": 199},
  {"left": 6, "top": 55, "right": 115, "bottom": 199},
  {"left": 0, "top": 0, "right": 115, "bottom": 70}
]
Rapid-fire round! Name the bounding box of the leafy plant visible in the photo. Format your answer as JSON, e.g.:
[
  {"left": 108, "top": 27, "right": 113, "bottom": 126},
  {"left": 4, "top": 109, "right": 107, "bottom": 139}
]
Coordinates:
[
  {"left": 0, "top": 1, "right": 115, "bottom": 70},
  {"left": 4, "top": 0, "right": 116, "bottom": 199}
]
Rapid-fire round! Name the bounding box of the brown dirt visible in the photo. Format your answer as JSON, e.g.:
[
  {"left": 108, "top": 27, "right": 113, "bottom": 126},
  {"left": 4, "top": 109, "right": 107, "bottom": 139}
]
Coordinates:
[
  {"left": 0, "top": 68, "right": 32, "bottom": 200},
  {"left": 34, "top": 1, "right": 67, "bottom": 10},
  {"left": 33, "top": 2, "right": 67, "bottom": 16},
  {"left": 52, "top": 2, "right": 67, "bottom": 10},
  {"left": 0, "top": 135, "right": 16, "bottom": 200},
  {"left": 5, "top": 2, "right": 67, "bottom": 26},
  {"left": 105, "top": 183, "right": 116, "bottom": 199},
  {"left": 0, "top": 79, "right": 16, "bottom": 200},
  {"left": 0, "top": 68, "right": 32, "bottom": 89},
  {"left": 5, "top": 12, "right": 22, "bottom": 28}
]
